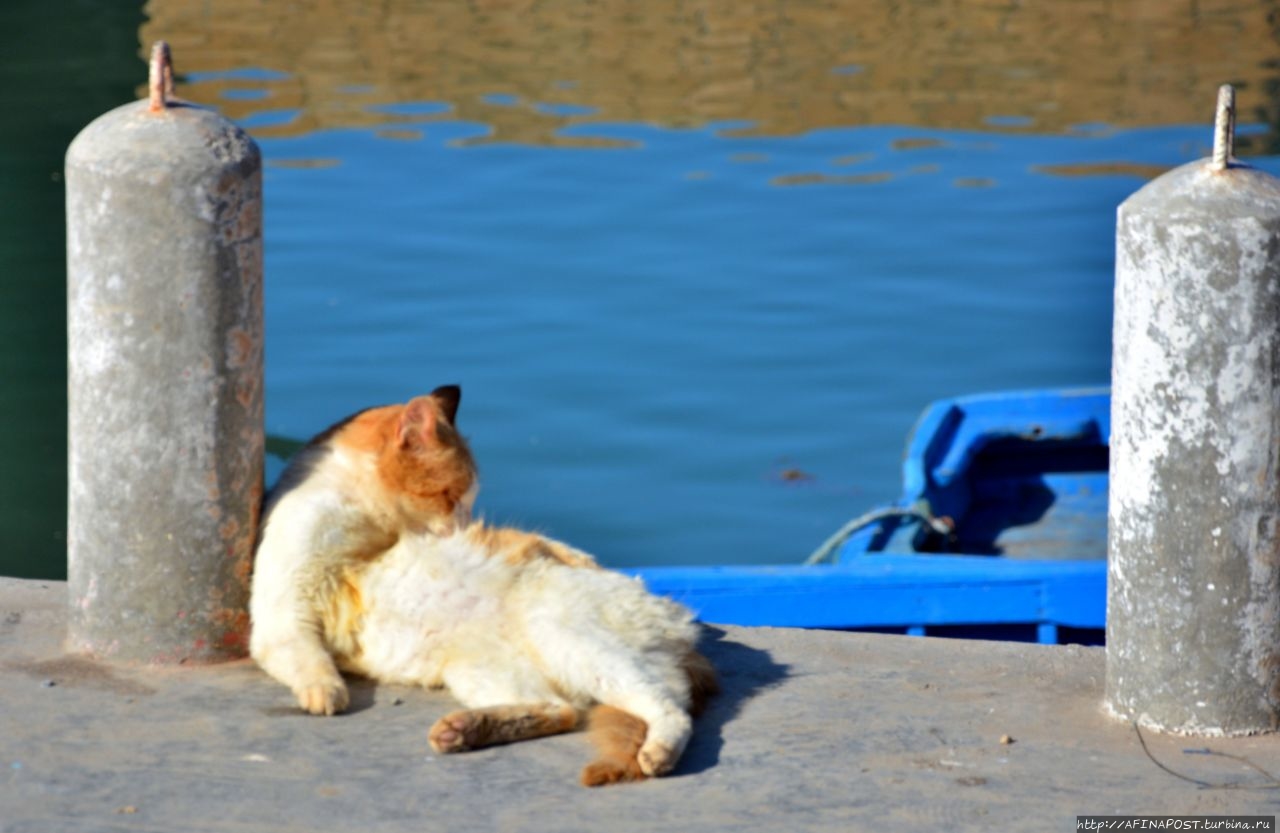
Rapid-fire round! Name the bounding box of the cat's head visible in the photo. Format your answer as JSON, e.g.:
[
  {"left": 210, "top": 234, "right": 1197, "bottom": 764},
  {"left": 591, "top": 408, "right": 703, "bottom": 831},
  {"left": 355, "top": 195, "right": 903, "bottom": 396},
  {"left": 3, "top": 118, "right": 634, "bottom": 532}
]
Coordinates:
[{"left": 375, "top": 384, "right": 478, "bottom": 534}]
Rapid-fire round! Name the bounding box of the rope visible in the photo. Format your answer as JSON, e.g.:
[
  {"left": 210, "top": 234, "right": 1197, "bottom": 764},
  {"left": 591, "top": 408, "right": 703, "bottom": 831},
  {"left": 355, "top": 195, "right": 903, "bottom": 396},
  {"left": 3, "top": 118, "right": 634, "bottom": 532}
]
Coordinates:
[{"left": 803, "top": 500, "right": 952, "bottom": 566}]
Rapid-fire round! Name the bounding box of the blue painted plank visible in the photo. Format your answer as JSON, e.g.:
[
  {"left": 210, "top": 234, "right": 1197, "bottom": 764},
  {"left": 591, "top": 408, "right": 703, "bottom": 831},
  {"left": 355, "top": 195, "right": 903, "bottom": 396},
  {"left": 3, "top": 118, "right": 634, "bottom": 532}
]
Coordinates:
[{"left": 628, "top": 556, "right": 1107, "bottom": 631}]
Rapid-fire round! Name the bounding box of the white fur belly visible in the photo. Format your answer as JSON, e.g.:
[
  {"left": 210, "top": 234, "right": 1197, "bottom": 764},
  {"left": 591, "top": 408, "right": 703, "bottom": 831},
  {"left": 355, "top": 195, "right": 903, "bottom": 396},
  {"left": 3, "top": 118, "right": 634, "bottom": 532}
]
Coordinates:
[{"left": 348, "top": 534, "right": 514, "bottom": 686}]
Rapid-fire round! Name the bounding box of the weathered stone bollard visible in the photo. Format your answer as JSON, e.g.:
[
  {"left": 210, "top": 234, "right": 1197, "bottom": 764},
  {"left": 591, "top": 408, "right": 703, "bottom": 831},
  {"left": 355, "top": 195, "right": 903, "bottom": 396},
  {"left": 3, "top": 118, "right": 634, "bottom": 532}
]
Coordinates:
[
  {"left": 1108, "top": 85, "right": 1280, "bottom": 734},
  {"left": 65, "top": 42, "right": 264, "bottom": 663}
]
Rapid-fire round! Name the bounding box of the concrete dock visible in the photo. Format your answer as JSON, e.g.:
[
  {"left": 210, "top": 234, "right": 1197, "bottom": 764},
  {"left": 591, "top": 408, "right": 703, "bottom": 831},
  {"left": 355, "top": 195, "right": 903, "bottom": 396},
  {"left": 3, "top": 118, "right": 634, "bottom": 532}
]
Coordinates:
[{"left": 2, "top": 576, "right": 1276, "bottom": 832}]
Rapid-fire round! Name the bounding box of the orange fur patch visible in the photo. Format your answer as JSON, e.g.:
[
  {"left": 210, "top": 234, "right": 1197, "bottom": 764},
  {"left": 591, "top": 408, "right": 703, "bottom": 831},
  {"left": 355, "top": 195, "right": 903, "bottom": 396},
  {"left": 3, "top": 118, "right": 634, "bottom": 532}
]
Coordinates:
[
  {"left": 470, "top": 527, "right": 541, "bottom": 565},
  {"left": 581, "top": 705, "right": 649, "bottom": 787},
  {"left": 327, "top": 404, "right": 402, "bottom": 456},
  {"left": 469, "top": 526, "right": 601, "bottom": 569}
]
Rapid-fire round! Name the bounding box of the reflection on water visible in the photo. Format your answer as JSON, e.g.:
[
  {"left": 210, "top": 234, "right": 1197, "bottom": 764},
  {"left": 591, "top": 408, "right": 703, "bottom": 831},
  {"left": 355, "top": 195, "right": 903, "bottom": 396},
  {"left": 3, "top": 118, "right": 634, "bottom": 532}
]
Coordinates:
[
  {"left": 3, "top": 0, "right": 1279, "bottom": 578},
  {"left": 1033, "top": 162, "right": 1176, "bottom": 180},
  {"left": 141, "top": 0, "right": 1280, "bottom": 148}
]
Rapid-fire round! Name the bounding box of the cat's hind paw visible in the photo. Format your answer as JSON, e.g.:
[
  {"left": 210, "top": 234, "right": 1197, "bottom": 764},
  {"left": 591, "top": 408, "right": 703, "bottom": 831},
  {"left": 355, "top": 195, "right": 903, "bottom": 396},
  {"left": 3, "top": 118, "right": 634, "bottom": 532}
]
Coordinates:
[
  {"left": 428, "top": 704, "right": 578, "bottom": 754},
  {"left": 428, "top": 712, "right": 474, "bottom": 753},
  {"left": 637, "top": 742, "right": 678, "bottom": 777},
  {"left": 295, "top": 679, "right": 349, "bottom": 716},
  {"left": 580, "top": 759, "right": 647, "bottom": 787}
]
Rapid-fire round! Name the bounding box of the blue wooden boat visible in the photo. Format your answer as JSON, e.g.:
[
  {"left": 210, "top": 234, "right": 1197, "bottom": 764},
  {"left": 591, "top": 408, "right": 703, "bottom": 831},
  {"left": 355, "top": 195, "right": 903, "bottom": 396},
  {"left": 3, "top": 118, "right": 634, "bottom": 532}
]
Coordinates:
[{"left": 631, "top": 388, "right": 1110, "bottom": 644}]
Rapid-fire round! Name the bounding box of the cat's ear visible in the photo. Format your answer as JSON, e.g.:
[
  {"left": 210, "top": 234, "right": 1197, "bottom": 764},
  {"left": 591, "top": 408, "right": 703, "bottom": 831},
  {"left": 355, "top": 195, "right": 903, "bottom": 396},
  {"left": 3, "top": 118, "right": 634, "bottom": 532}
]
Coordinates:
[
  {"left": 398, "top": 398, "right": 438, "bottom": 449},
  {"left": 430, "top": 384, "right": 461, "bottom": 425}
]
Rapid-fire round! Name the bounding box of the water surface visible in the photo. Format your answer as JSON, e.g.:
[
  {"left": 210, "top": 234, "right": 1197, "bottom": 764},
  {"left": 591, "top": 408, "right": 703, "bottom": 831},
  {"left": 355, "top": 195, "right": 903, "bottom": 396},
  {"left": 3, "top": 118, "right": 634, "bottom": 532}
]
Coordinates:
[{"left": 4, "top": 0, "right": 1279, "bottom": 576}]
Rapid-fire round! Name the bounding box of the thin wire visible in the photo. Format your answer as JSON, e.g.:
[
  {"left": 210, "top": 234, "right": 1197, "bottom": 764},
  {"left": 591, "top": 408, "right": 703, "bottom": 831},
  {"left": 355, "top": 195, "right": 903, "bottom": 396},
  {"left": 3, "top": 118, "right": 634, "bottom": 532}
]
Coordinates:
[
  {"left": 1133, "top": 721, "right": 1213, "bottom": 788},
  {"left": 1133, "top": 721, "right": 1280, "bottom": 791}
]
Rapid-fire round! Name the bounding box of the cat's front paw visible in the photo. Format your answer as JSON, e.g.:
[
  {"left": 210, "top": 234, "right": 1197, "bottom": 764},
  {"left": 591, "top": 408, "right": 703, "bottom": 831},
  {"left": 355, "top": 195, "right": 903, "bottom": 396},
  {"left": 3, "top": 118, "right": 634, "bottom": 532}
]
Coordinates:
[{"left": 295, "top": 679, "right": 349, "bottom": 716}]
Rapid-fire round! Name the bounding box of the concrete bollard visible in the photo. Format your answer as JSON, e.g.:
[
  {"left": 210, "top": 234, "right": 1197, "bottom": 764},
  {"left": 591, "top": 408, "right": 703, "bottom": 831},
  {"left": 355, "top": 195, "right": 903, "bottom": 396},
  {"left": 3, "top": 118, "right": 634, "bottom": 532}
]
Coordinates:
[
  {"left": 1108, "top": 85, "right": 1280, "bottom": 734},
  {"left": 65, "top": 42, "right": 264, "bottom": 664}
]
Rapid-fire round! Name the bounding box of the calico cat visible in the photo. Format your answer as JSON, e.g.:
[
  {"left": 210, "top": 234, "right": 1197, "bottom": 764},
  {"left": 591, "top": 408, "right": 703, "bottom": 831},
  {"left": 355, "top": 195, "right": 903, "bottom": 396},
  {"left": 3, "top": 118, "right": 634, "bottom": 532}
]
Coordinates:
[{"left": 249, "top": 386, "right": 716, "bottom": 785}]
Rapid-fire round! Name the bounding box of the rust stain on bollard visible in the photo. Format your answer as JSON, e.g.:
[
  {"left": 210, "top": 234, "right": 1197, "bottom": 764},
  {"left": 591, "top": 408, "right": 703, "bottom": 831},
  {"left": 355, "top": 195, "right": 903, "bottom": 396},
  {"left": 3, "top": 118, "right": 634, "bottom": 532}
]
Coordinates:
[{"left": 227, "top": 328, "right": 256, "bottom": 369}]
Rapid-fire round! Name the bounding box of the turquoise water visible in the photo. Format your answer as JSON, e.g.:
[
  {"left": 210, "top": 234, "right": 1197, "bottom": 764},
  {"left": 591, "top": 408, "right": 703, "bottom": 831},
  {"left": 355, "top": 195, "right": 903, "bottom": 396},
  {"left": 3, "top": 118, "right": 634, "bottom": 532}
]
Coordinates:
[
  {"left": 5, "top": 2, "right": 1279, "bottom": 577},
  {"left": 254, "top": 113, "right": 1270, "bottom": 567}
]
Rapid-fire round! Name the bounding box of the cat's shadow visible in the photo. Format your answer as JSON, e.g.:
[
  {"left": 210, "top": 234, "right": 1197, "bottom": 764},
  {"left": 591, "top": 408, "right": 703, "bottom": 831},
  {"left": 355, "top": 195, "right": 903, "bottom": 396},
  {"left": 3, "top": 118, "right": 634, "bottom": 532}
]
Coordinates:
[
  {"left": 261, "top": 679, "right": 381, "bottom": 718},
  {"left": 346, "top": 679, "right": 381, "bottom": 715},
  {"left": 674, "top": 624, "right": 791, "bottom": 777}
]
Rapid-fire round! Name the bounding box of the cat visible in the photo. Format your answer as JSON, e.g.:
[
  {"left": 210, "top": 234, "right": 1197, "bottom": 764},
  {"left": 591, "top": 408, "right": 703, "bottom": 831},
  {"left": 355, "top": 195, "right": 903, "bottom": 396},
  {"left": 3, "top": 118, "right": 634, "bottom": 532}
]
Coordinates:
[{"left": 249, "top": 385, "right": 717, "bottom": 785}]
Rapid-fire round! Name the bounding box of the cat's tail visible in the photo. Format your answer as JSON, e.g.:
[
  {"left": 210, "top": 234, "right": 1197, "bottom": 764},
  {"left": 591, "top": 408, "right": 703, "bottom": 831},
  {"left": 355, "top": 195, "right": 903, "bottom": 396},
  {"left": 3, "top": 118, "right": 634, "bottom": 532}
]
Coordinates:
[
  {"left": 579, "top": 650, "right": 719, "bottom": 787},
  {"left": 580, "top": 705, "right": 648, "bottom": 786}
]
